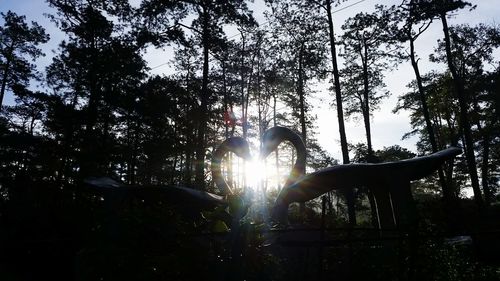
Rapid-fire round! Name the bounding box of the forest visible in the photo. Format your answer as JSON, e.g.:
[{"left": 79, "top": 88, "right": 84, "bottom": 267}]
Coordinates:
[{"left": 0, "top": 0, "right": 499, "bottom": 280}]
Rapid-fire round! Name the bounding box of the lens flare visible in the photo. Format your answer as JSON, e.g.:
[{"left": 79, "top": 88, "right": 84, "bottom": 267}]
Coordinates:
[{"left": 245, "top": 158, "right": 267, "bottom": 190}]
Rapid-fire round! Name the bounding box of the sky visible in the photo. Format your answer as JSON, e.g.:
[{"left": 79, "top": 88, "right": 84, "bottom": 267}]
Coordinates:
[{"left": 1, "top": 0, "right": 499, "bottom": 161}]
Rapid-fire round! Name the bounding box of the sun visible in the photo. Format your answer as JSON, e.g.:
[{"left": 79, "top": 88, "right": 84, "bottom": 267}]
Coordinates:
[{"left": 244, "top": 158, "right": 267, "bottom": 190}]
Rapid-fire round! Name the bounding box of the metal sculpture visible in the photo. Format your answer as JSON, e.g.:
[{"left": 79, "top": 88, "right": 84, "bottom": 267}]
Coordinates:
[
  {"left": 84, "top": 177, "right": 226, "bottom": 209},
  {"left": 260, "top": 126, "right": 357, "bottom": 225},
  {"left": 83, "top": 136, "right": 252, "bottom": 228},
  {"left": 211, "top": 136, "right": 252, "bottom": 195},
  {"left": 271, "top": 143, "right": 461, "bottom": 229},
  {"left": 260, "top": 127, "right": 306, "bottom": 188}
]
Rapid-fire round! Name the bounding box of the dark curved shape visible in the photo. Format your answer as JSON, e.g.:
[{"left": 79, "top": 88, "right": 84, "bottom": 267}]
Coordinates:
[
  {"left": 84, "top": 177, "right": 226, "bottom": 209},
  {"left": 275, "top": 147, "right": 462, "bottom": 204},
  {"left": 260, "top": 126, "right": 306, "bottom": 223},
  {"left": 273, "top": 147, "right": 462, "bottom": 227},
  {"left": 260, "top": 126, "right": 306, "bottom": 188},
  {"left": 261, "top": 126, "right": 357, "bottom": 225},
  {"left": 211, "top": 137, "right": 252, "bottom": 195},
  {"left": 82, "top": 177, "right": 234, "bottom": 228}
]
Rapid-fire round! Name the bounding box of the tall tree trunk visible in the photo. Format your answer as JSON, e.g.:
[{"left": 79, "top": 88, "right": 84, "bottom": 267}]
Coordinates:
[
  {"left": 195, "top": 9, "right": 210, "bottom": 189},
  {"left": 297, "top": 46, "right": 307, "bottom": 217},
  {"left": 361, "top": 40, "right": 374, "bottom": 161},
  {"left": 81, "top": 37, "right": 100, "bottom": 179},
  {"left": 473, "top": 95, "right": 492, "bottom": 204},
  {"left": 172, "top": 154, "right": 178, "bottom": 184},
  {"left": 239, "top": 31, "right": 248, "bottom": 189},
  {"left": 131, "top": 123, "right": 139, "bottom": 185},
  {"left": 221, "top": 61, "right": 234, "bottom": 189},
  {"left": 440, "top": 13, "right": 483, "bottom": 208},
  {"left": 325, "top": 0, "right": 356, "bottom": 226},
  {"left": 185, "top": 144, "right": 193, "bottom": 184},
  {"left": 326, "top": 0, "right": 349, "bottom": 164},
  {"left": 297, "top": 46, "right": 307, "bottom": 153},
  {"left": 240, "top": 32, "right": 247, "bottom": 139},
  {"left": 183, "top": 71, "right": 193, "bottom": 185},
  {"left": 0, "top": 51, "right": 12, "bottom": 110},
  {"left": 273, "top": 91, "right": 281, "bottom": 191},
  {"left": 409, "top": 35, "right": 451, "bottom": 202},
  {"left": 360, "top": 39, "right": 377, "bottom": 228},
  {"left": 443, "top": 108, "right": 459, "bottom": 195},
  {"left": 222, "top": 62, "right": 229, "bottom": 139},
  {"left": 481, "top": 133, "right": 492, "bottom": 204}
]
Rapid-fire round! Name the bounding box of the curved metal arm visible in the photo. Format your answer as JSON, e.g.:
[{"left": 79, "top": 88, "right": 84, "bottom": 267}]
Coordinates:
[
  {"left": 272, "top": 147, "right": 462, "bottom": 223},
  {"left": 260, "top": 126, "right": 307, "bottom": 189},
  {"left": 211, "top": 137, "right": 252, "bottom": 195},
  {"left": 276, "top": 147, "right": 461, "bottom": 205}
]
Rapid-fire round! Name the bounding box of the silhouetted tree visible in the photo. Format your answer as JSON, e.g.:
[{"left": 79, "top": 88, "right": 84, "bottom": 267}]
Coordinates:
[
  {"left": 141, "top": 0, "right": 255, "bottom": 189},
  {"left": 340, "top": 6, "right": 396, "bottom": 161},
  {"left": 0, "top": 11, "right": 49, "bottom": 110},
  {"left": 431, "top": 23, "right": 500, "bottom": 203},
  {"left": 46, "top": 0, "right": 146, "bottom": 180},
  {"left": 266, "top": 0, "right": 330, "bottom": 215},
  {"left": 419, "top": 0, "right": 484, "bottom": 207}
]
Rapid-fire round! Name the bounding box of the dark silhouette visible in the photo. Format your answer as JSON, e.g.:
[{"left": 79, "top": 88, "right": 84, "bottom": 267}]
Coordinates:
[
  {"left": 211, "top": 136, "right": 252, "bottom": 195},
  {"left": 0, "top": 11, "right": 49, "bottom": 110},
  {"left": 1, "top": 0, "right": 500, "bottom": 280},
  {"left": 260, "top": 126, "right": 357, "bottom": 225},
  {"left": 261, "top": 126, "right": 462, "bottom": 229}
]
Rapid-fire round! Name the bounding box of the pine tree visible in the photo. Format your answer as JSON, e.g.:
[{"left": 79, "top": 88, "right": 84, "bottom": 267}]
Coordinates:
[{"left": 0, "top": 11, "right": 49, "bottom": 109}]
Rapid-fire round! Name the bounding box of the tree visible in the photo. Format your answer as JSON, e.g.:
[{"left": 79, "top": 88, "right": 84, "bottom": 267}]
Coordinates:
[
  {"left": 305, "top": 0, "right": 350, "bottom": 165},
  {"left": 265, "top": 0, "right": 329, "bottom": 215},
  {"left": 389, "top": 1, "right": 453, "bottom": 208},
  {"left": 396, "top": 72, "right": 465, "bottom": 197},
  {"left": 0, "top": 11, "right": 49, "bottom": 110},
  {"left": 140, "top": 0, "right": 255, "bottom": 189},
  {"left": 470, "top": 69, "right": 500, "bottom": 203},
  {"left": 265, "top": 0, "right": 328, "bottom": 156},
  {"left": 302, "top": 0, "right": 359, "bottom": 225},
  {"left": 46, "top": 0, "right": 146, "bottom": 180},
  {"left": 431, "top": 22, "right": 500, "bottom": 206},
  {"left": 419, "top": 0, "right": 485, "bottom": 207},
  {"left": 340, "top": 6, "right": 395, "bottom": 161},
  {"left": 170, "top": 42, "right": 203, "bottom": 185},
  {"left": 431, "top": 23, "right": 500, "bottom": 204}
]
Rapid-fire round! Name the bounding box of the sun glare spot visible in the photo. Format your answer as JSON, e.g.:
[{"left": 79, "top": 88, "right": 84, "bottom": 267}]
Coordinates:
[{"left": 245, "top": 158, "right": 267, "bottom": 190}]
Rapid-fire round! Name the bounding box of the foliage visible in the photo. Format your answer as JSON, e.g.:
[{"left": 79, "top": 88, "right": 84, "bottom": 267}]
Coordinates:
[
  {"left": 0, "top": 11, "right": 49, "bottom": 108},
  {"left": 1, "top": 0, "right": 500, "bottom": 280}
]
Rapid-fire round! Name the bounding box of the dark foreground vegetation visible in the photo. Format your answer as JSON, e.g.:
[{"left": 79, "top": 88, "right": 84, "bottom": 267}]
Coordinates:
[
  {"left": 1, "top": 178, "right": 499, "bottom": 280},
  {"left": 1, "top": 0, "right": 499, "bottom": 280}
]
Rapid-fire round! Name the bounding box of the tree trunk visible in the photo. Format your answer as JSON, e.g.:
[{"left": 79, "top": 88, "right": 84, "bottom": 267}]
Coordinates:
[
  {"left": 240, "top": 31, "right": 248, "bottom": 189},
  {"left": 194, "top": 9, "right": 211, "bottom": 189},
  {"left": 172, "top": 153, "right": 178, "bottom": 184},
  {"left": 222, "top": 62, "right": 229, "bottom": 139},
  {"left": 481, "top": 133, "right": 492, "bottom": 204},
  {"left": 131, "top": 123, "right": 139, "bottom": 185},
  {"left": 361, "top": 40, "right": 373, "bottom": 161},
  {"left": 0, "top": 52, "right": 12, "bottom": 110},
  {"left": 325, "top": 0, "right": 356, "bottom": 226},
  {"left": 240, "top": 32, "right": 247, "bottom": 139},
  {"left": 80, "top": 36, "right": 100, "bottom": 179},
  {"left": 409, "top": 35, "right": 452, "bottom": 202},
  {"left": 297, "top": 45, "right": 307, "bottom": 217},
  {"left": 297, "top": 46, "right": 307, "bottom": 153},
  {"left": 440, "top": 13, "right": 483, "bottom": 208},
  {"left": 326, "top": 0, "right": 349, "bottom": 164},
  {"left": 273, "top": 91, "right": 281, "bottom": 191},
  {"left": 472, "top": 94, "right": 493, "bottom": 205},
  {"left": 221, "top": 61, "right": 234, "bottom": 189}
]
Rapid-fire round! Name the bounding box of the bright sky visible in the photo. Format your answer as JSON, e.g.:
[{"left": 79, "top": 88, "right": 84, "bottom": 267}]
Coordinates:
[{"left": 1, "top": 0, "right": 499, "bottom": 161}]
